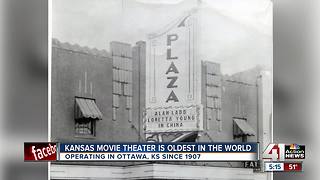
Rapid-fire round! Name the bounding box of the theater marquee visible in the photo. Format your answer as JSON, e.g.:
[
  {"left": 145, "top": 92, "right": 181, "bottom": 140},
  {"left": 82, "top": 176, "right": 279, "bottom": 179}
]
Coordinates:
[
  {"left": 145, "top": 105, "right": 202, "bottom": 133},
  {"left": 145, "top": 10, "right": 203, "bottom": 133}
]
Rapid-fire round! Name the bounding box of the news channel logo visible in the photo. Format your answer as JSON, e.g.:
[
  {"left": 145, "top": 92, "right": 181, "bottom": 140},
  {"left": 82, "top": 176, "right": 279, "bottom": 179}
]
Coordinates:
[{"left": 262, "top": 143, "right": 305, "bottom": 161}]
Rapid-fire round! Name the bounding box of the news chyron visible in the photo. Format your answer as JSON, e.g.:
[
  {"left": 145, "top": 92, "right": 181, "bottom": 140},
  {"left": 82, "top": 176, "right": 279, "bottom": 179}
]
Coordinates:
[
  {"left": 24, "top": 142, "right": 57, "bottom": 161},
  {"left": 262, "top": 143, "right": 305, "bottom": 172}
]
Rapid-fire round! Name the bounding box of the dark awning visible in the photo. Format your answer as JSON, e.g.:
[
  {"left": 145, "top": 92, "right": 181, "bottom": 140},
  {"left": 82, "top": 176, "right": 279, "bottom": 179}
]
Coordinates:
[
  {"left": 171, "top": 132, "right": 198, "bottom": 142},
  {"left": 75, "top": 97, "right": 103, "bottom": 120},
  {"left": 233, "top": 118, "right": 255, "bottom": 136}
]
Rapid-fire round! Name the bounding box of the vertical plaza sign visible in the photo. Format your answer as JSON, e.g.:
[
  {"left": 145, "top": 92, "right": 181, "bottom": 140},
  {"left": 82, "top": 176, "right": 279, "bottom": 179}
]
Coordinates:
[{"left": 145, "top": 9, "right": 203, "bottom": 133}]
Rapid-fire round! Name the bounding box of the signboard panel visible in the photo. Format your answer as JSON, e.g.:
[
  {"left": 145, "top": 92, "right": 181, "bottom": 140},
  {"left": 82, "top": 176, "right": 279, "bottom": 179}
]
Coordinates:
[
  {"left": 145, "top": 10, "right": 203, "bottom": 133},
  {"left": 145, "top": 105, "right": 203, "bottom": 133}
]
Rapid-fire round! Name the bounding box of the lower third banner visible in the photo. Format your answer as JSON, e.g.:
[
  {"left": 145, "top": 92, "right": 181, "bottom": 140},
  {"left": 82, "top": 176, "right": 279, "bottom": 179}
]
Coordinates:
[{"left": 58, "top": 143, "right": 258, "bottom": 161}]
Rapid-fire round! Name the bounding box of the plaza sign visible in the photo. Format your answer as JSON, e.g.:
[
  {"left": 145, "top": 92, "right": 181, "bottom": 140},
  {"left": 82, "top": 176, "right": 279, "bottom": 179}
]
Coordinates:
[{"left": 145, "top": 10, "right": 203, "bottom": 133}]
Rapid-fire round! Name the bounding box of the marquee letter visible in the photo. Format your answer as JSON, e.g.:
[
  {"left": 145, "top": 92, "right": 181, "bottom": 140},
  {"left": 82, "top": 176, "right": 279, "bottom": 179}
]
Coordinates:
[
  {"left": 167, "top": 34, "right": 178, "bottom": 46},
  {"left": 167, "top": 49, "right": 178, "bottom": 60},
  {"left": 166, "top": 91, "right": 179, "bottom": 103},
  {"left": 167, "top": 34, "right": 178, "bottom": 59},
  {"left": 165, "top": 62, "right": 179, "bottom": 74},
  {"left": 167, "top": 76, "right": 178, "bottom": 88}
]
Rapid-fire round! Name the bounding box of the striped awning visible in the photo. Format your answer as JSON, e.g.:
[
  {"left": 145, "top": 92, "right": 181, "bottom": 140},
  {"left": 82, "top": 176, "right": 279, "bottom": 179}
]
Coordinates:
[
  {"left": 233, "top": 118, "right": 255, "bottom": 136},
  {"left": 75, "top": 97, "right": 103, "bottom": 120}
]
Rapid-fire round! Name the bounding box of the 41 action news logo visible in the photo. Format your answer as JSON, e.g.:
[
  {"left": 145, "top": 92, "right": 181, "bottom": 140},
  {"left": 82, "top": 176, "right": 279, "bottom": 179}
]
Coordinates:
[{"left": 263, "top": 143, "right": 305, "bottom": 161}]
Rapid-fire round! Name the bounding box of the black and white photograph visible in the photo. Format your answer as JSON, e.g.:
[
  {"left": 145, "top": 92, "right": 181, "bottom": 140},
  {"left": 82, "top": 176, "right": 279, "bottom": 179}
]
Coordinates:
[{"left": 50, "top": 0, "right": 273, "bottom": 179}]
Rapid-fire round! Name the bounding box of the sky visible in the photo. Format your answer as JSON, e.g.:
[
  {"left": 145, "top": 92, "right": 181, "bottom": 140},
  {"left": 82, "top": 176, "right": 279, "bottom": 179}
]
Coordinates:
[{"left": 52, "top": 0, "right": 272, "bottom": 74}]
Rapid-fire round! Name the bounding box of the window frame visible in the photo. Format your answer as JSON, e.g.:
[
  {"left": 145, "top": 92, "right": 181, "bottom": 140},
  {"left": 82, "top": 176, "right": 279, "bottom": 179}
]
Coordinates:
[
  {"left": 74, "top": 96, "right": 100, "bottom": 138},
  {"left": 74, "top": 118, "right": 96, "bottom": 138}
]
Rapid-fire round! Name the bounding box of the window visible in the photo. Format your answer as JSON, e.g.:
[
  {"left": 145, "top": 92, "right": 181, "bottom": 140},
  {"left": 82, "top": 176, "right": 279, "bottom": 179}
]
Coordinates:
[
  {"left": 75, "top": 119, "right": 95, "bottom": 136},
  {"left": 233, "top": 118, "right": 255, "bottom": 142},
  {"left": 74, "top": 97, "right": 103, "bottom": 137}
]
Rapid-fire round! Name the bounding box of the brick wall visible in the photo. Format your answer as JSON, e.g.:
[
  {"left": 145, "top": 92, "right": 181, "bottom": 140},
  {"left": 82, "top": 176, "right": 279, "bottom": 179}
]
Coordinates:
[
  {"left": 52, "top": 39, "right": 147, "bottom": 143},
  {"left": 199, "top": 62, "right": 261, "bottom": 143},
  {"left": 51, "top": 39, "right": 113, "bottom": 142}
]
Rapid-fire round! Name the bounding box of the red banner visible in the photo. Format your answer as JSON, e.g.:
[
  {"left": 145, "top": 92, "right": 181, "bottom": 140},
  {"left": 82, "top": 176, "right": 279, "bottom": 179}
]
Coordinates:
[{"left": 24, "top": 142, "right": 57, "bottom": 161}]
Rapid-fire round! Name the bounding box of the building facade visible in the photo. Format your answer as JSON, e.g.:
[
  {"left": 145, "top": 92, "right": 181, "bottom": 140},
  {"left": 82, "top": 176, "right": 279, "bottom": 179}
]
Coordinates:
[{"left": 51, "top": 38, "right": 272, "bottom": 180}]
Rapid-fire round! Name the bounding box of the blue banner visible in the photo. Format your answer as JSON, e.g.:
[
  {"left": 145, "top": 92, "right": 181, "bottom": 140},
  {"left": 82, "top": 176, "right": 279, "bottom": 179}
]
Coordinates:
[{"left": 59, "top": 142, "right": 258, "bottom": 153}]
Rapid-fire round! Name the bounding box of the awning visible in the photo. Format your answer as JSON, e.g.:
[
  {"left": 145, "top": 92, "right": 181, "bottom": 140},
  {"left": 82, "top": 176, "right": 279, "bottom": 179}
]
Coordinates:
[
  {"left": 171, "top": 132, "right": 198, "bottom": 142},
  {"left": 233, "top": 118, "right": 255, "bottom": 136},
  {"left": 75, "top": 97, "right": 103, "bottom": 120}
]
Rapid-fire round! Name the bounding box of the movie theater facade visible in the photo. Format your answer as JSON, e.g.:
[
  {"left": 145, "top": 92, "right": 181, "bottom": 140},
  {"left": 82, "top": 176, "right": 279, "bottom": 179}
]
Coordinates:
[{"left": 50, "top": 12, "right": 272, "bottom": 178}]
